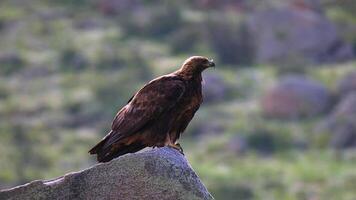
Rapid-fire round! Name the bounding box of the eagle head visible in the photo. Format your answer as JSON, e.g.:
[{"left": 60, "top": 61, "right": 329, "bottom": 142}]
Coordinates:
[{"left": 180, "top": 56, "right": 215, "bottom": 76}]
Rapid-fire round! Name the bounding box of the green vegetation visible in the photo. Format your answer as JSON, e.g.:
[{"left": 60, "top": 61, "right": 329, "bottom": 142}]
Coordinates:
[{"left": 0, "top": 0, "right": 356, "bottom": 199}]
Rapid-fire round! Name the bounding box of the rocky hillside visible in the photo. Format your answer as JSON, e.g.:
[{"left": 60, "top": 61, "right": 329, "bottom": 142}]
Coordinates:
[{"left": 1, "top": 0, "right": 356, "bottom": 199}]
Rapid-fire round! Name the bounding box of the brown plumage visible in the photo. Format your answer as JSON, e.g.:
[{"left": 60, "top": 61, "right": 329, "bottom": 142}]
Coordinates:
[{"left": 89, "top": 56, "right": 215, "bottom": 162}]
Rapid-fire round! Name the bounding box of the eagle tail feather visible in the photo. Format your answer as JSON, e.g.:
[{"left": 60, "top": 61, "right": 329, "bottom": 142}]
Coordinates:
[{"left": 88, "top": 131, "right": 113, "bottom": 154}]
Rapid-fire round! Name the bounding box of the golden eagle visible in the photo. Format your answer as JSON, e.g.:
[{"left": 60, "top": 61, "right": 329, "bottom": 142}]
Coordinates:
[{"left": 89, "top": 56, "right": 215, "bottom": 162}]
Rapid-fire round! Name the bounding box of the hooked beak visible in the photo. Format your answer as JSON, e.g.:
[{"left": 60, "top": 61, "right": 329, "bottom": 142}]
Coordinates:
[{"left": 208, "top": 59, "right": 215, "bottom": 68}]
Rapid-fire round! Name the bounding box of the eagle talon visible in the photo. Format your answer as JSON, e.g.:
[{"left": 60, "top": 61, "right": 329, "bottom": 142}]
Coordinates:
[
  {"left": 168, "top": 144, "right": 184, "bottom": 155},
  {"left": 175, "top": 143, "right": 184, "bottom": 155}
]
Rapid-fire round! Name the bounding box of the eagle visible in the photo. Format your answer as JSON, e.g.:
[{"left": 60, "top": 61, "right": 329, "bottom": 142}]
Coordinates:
[{"left": 89, "top": 56, "right": 215, "bottom": 162}]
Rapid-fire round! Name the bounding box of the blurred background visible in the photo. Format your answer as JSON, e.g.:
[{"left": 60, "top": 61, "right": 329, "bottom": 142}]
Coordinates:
[{"left": 0, "top": 0, "right": 356, "bottom": 199}]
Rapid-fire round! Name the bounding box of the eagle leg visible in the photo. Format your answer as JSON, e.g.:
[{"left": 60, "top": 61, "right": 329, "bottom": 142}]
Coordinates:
[
  {"left": 176, "top": 143, "right": 184, "bottom": 154},
  {"left": 167, "top": 143, "right": 184, "bottom": 155},
  {"left": 164, "top": 134, "right": 184, "bottom": 155}
]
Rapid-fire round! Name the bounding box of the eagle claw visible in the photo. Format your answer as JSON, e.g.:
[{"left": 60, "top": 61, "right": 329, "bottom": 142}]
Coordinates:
[{"left": 168, "top": 143, "right": 184, "bottom": 155}]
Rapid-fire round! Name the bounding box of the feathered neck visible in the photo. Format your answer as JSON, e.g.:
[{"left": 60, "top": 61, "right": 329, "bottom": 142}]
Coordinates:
[{"left": 175, "top": 64, "right": 203, "bottom": 81}]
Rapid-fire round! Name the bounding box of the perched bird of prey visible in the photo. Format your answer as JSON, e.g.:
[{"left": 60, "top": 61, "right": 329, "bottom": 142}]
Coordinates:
[{"left": 89, "top": 56, "right": 215, "bottom": 162}]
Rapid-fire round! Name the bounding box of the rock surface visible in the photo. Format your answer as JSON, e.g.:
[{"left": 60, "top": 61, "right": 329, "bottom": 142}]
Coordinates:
[
  {"left": 248, "top": 3, "right": 354, "bottom": 64},
  {"left": 337, "top": 71, "right": 356, "bottom": 98},
  {"left": 0, "top": 147, "right": 214, "bottom": 200},
  {"left": 316, "top": 92, "right": 356, "bottom": 149}
]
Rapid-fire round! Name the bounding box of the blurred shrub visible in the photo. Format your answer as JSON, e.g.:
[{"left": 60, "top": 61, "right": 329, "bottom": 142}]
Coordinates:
[
  {"left": 210, "top": 184, "right": 253, "bottom": 200},
  {"left": 59, "top": 48, "right": 89, "bottom": 72},
  {"left": 205, "top": 15, "right": 255, "bottom": 66},
  {"left": 64, "top": 100, "right": 83, "bottom": 115},
  {"left": 94, "top": 78, "right": 126, "bottom": 107},
  {"left": 91, "top": 69, "right": 147, "bottom": 117},
  {"left": 0, "top": 85, "right": 9, "bottom": 99},
  {"left": 190, "top": 0, "right": 247, "bottom": 10},
  {"left": 0, "top": 19, "right": 4, "bottom": 31},
  {"left": 246, "top": 128, "right": 291, "bottom": 154},
  {"left": 62, "top": 100, "right": 102, "bottom": 128},
  {"left": 169, "top": 24, "right": 202, "bottom": 53},
  {"left": 96, "top": 0, "right": 139, "bottom": 15},
  {"left": 8, "top": 125, "right": 53, "bottom": 183},
  {"left": 274, "top": 58, "right": 309, "bottom": 75},
  {"left": 51, "top": 0, "right": 93, "bottom": 8},
  {"left": 325, "top": 0, "right": 356, "bottom": 19},
  {"left": 96, "top": 56, "right": 123, "bottom": 70},
  {"left": 0, "top": 53, "right": 25, "bottom": 75},
  {"left": 119, "top": 3, "right": 182, "bottom": 38}
]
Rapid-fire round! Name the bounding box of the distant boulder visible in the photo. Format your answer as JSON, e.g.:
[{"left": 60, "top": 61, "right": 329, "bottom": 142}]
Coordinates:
[
  {"left": 261, "top": 75, "right": 330, "bottom": 119},
  {"left": 337, "top": 71, "right": 356, "bottom": 98},
  {"left": 332, "top": 92, "right": 356, "bottom": 119},
  {"left": 248, "top": 4, "right": 354, "bottom": 64},
  {"left": 316, "top": 92, "right": 356, "bottom": 149}
]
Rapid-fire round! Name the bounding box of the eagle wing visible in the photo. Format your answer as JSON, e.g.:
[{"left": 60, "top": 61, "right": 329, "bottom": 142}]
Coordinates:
[{"left": 99, "top": 76, "right": 186, "bottom": 150}]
